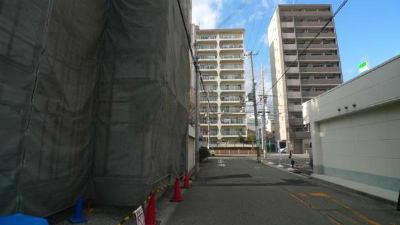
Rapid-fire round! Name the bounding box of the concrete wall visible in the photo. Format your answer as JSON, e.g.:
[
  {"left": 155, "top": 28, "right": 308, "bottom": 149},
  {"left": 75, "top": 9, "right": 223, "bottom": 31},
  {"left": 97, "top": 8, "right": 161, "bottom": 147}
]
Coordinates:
[{"left": 303, "top": 55, "right": 400, "bottom": 202}]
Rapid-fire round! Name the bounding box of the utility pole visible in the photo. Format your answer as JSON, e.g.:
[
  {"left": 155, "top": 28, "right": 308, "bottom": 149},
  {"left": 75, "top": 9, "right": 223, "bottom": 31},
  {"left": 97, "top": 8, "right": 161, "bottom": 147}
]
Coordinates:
[
  {"left": 261, "top": 65, "right": 267, "bottom": 158},
  {"left": 206, "top": 91, "right": 211, "bottom": 150},
  {"left": 246, "top": 51, "right": 261, "bottom": 163}
]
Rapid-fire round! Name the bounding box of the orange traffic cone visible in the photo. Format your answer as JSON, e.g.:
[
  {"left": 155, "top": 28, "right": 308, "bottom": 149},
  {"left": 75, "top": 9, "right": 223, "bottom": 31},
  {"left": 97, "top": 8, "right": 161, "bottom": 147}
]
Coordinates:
[
  {"left": 183, "top": 171, "right": 190, "bottom": 189},
  {"left": 145, "top": 192, "right": 156, "bottom": 225},
  {"left": 295, "top": 161, "right": 300, "bottom": 174},
  {"left": 170, "top": 177, "right": 183, "bottom": 202}
]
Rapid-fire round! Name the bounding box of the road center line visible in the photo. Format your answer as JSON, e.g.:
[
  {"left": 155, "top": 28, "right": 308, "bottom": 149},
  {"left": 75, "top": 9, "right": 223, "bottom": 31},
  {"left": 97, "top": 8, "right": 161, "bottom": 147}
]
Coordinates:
[
  {"left": 290, "top": 193, "right": 342, "bottom": 225},
  {"left": 308, "top": 193, "right": 381, "bottom": 225}
]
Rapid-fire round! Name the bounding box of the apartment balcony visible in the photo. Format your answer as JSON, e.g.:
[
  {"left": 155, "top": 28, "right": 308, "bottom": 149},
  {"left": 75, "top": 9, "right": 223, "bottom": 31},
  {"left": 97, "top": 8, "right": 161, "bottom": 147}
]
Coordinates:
[
  {"left": 200, "top": 84, "right": 217, "bottom": 91},
  {"left": 283, "top": 44, "right": 297, "bottom": 50},
  {"left": 201, "top": 75, "right": 217, "bottom": 81},
  {"left": 221, "top": 109, "right": 246, "bottom": 114},
  {"left": 285, "top": 67, "right": 300, "bottom": 73},
  {"left": 288, "top": 105, "right": 302, "bottom": 112},
  {"left": 220, "top": 44, "right": 243, "bottom": 50},
  {"left": 221, "top": 131, "right": 247, "bottom": 136},
  {"left": 281, "top": 22, "right": 294, "bottom": 28},
  {"left": 200, "top": 96, "right": 218, "bottom": 102},
  {"left": 290, "top": 131, "right": 311, "bottom": 139},
  {"left": 220, "top": 96, "right": 243, "bottom": 102},
  {"left": 210, "top": 131, "right": 219, "bottom": 136},
  {"left": 299, "top": 55, "right": 339, "bottom": 61},
  {"left": 289, "top": 118, "right": 304, "bottom": 125},
  {"left": 200, "top": 120, "right": 218, "bottom": 125},
  {"left": 301, "top": 79, "right": 342, "bottom": 85},
  {"left": 300, "top": 66, "right": 341, "bottom": 73},
  {"left": 302, "top": 91, "right": 326, "bottom": 98},
  {"left": 199, "top": 65, "right": 218, "bottom": 71},
  {"left": 219, "top": 34, "right": 243, "bottom": 40},
  {"left": 295, "top": 21, "right": 334, "bottom": 27},
  {"left": 200, "top": 89, "right": 217, "bottom": 93},
  {"left": 199, "top": 108, "right": 218, "bottom": 114},
  {"left": 198, "top": 55, "right": 218, "bottom": 61},
  {"left": 282, "top": 33, "right": 295, "bottom": 39},
  {"left": 286, "top": 79, "right": 300, "bottom": 86},
  {"left": 197, "top": 35, "right": 217, "bottom": 40},
  {"left": 197, "top": 45, "right": 217, "bottom": 51},
  {"left": 284, "top": 55, "right": 297, "bottom": 61},
  {"left": 296, "top": 32, "right": 336, "bottom": 39},
  {"left": 297, "top": 43, "right": 337, "bottom": 50},
  {"left": 220, "top": 54, "right": 243, "bottom": 61},
  {"left": 280, "top": 11, "right": 332, "bottom": 18},
  {"left": 220, "top": 64, "right": 244, "bottom": 71},
  {"left": 287, "top": 91, "right": 301, "bottom": 98},
  {"left": 221, "top": 119, "right": 246, "bottom": 125},
  {"left": 220, "top": 74, "right": 245, "bottom": 80},
  {"left": 201, "top": 128, "right": 219, "bottom": 136},
  {"left": 220, "top": 86, "right": 245, "bottom": 92}
]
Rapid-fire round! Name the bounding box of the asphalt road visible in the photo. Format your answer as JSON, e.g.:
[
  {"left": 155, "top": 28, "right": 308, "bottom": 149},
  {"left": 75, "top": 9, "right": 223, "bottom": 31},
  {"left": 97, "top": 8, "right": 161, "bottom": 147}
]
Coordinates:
[
  {"left": 263, "top": 153, "right": 314, "bottom": 176},
  {"left": 163, "top": 156, "right": 400, "bottom": 225}
]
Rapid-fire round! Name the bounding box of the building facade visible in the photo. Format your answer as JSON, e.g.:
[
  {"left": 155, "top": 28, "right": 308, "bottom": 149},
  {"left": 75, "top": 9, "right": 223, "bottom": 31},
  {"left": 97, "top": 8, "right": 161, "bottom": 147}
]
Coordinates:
[
  {"left": 195, "top": 27, "right": 247, "bottom": 144},
  {"left": 303, "top": 54, "right": 400, "bottom": 202},
  {"left": 268, "top": 4, "right": 343, "bottom": 153}
]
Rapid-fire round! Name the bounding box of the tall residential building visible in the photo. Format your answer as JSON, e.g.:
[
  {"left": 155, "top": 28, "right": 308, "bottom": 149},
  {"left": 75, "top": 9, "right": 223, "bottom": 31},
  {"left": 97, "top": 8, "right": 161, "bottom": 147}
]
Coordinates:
[
  {"left": 268, "top": 5, "right": 343, "bottom": 153},
  {"left": 195, "top": 27, "right": 247, "bottom": 144}
]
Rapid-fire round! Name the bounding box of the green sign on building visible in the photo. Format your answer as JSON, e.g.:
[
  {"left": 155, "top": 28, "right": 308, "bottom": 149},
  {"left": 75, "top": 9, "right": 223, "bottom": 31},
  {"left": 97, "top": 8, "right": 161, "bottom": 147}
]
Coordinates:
[{"left": 359, "top": 61, "right": 370, "bottom": 73}]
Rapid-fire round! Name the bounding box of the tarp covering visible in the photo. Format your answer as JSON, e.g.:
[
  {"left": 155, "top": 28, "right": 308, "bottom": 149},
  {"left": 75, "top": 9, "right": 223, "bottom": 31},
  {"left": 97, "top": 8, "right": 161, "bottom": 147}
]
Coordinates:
[{"left": 0, "top": 0, "right": 191, "bottom": 216}]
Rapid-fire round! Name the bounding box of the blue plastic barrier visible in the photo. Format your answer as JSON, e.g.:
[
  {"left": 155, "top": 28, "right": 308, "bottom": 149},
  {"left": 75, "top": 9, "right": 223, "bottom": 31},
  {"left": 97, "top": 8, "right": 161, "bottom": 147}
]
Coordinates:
[{"left": 0, "top": 213, "right": 48, "bottom": 225}]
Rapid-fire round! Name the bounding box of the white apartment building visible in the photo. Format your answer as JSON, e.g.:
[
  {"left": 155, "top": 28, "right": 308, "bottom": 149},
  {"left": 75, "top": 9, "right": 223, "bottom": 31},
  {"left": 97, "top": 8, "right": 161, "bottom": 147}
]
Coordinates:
[
  {"left": 195, "top": 27, "right": 247, "bottom": 143},
  {"left": 268, "top": 5, "right": 343, "bottom": 153}
]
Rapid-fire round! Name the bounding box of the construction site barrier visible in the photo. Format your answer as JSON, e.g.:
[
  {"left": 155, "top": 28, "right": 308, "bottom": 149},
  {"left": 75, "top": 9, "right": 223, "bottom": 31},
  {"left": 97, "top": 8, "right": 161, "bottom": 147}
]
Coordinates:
[{"left": 116, "top": 172, "right": 186, "bottom": 225}]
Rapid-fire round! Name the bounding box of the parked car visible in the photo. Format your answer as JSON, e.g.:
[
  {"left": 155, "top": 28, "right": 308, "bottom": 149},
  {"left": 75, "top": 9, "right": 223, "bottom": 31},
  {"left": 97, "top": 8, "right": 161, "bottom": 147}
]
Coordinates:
[{"left": 278, "top": 148, "right": 287, "bottom": 153}]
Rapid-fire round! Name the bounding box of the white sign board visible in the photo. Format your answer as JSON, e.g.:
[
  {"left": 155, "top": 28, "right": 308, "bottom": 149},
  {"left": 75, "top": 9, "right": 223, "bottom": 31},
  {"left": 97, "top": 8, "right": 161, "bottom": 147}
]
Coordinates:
[
  {"left": 135, "top": 206, "right": 145, "bottom": 225},
  {"left": 359, "top": 61, "right": 370, "bottom": 73}
]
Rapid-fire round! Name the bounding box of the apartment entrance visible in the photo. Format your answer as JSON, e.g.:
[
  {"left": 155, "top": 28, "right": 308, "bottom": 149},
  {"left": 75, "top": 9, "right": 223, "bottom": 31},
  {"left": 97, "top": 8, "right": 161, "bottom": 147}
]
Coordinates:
[{"left": 293, "top": 139, "right": 303, "bottom": 153}]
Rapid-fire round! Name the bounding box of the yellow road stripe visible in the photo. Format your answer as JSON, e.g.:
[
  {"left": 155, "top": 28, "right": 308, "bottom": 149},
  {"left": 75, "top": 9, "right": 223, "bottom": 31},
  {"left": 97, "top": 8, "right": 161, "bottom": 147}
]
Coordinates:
[
  {"left": 298, "top": 193, "right": 309, "bottom": 198},
  {"left": 310, "top": 193, "right": 331, "bottom": 198},
  {"left": 290, "top": 194, "right": 342, "bottom": 225},
  {"left": 309, "top": 192, "right": 381, "bottom": 225},
  {"left": 334, "top": 211, "right": 359, "bottom": 224},
  {"left": 329, "top": 198, "right": 381, "bottom": 225}
]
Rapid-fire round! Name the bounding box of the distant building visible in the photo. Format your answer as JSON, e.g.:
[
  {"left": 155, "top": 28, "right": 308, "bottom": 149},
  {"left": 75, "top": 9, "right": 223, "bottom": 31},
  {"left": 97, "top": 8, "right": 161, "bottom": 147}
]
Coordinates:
[
  {"left": 247, "top": 114, "right": 262, "bottom": 131},
  {"left": 303, "top": 54, "right": 400, "bottom": 202},
  {"left": 266, "top": 118, "right": 275, "bottom": 137},
  {"left": 195, "top": 27, "right": 247, "bottom": 143},
  {"left": 268, "top": 4, "right": 343, "bottom": 153}
]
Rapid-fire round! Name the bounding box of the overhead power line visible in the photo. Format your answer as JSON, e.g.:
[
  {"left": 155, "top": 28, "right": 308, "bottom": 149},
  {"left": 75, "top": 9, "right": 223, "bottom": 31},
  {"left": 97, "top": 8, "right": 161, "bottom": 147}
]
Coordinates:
[
  {"left": 250, "top": 9, "right": 268, "bottom": 51},
  {"left": 265, "top": 0, "right": 349, "bottom": 96},
  {"left": 177, "top": 0, "right": 212, "bottom": 105},
  {"left": 217, "top": 0, "right": 253, "bottom": 28},
  {"left": 245, "top": 0, "right": 260, "bottom": 48}
]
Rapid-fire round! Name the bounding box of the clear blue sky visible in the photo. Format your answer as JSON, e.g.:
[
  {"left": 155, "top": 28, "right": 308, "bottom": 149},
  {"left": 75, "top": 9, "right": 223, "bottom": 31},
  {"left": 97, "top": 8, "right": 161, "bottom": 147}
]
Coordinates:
[{"left": 193, "top": 0, "right": 400, "bottom": 88}]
